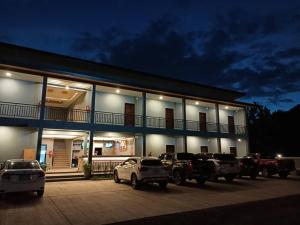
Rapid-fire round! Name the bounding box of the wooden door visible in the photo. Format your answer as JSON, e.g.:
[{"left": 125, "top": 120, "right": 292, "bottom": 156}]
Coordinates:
[
  {"left": 165, "top": 108, "right": 174, "bottom": 129},
  {"left": 166, "top": 145, "right": 175, "bottom": 154},
  {"left": 124, "top": 103, "right": 135, "bottom": 126},
  {"left": 199, "top": 112, "right": 207, "bottom": 131},
  {"left": 230, "top": 147, "right": 237, "bottom": 156},
  {"left": 228, "top": 116, "right": 235, "bottom": 134},
  {"left": 201, "top": 146, "right": 208, "bottom": 153}
]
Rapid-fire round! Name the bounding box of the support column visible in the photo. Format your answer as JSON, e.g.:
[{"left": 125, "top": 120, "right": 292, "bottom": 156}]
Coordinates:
[
  {"left": 36, "top": 76, "right": 47, "bottom": 161},
  {"left": 36, "top": 127, "right": 43, "bottom": 161},
  {"left": 215, "top": 103, "right": 221, "bottom": 153},
  {"left": 244, "top": 106, "right": 250, "bottom": 155},
  {"left": 88, "top": 84, "right": 96, "bottom": 165},
  {"left": 182, "top": 98, "right": 187, "bottom": 153},
  {"left": 39, "top": 76, "right": 48, "bottom": 121},
  {"left": 143, "top": 133, "right": 146, "bottom": 157},
  {"left": 142, "top": 92, "right": 147, "bottom": 156}
]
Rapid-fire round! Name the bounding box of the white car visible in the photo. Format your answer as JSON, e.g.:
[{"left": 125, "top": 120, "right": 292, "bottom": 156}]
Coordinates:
[
  {"left": 0, "top": 159, "right": 45, "bottom": 197},
  {"left": 113, "top": 157, "right": 169, "bottom": 189},
  {"left": 207, "top": 154, "right": 240, "bottom": 182}
]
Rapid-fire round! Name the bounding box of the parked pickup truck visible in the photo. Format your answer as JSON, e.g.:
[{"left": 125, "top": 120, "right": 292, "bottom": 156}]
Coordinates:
[
  {"left": 159, "top": 153, "right": 213, "bottom": 185},
  {"left": 248, "top": 153, "right": 295, "bottom": 178}
]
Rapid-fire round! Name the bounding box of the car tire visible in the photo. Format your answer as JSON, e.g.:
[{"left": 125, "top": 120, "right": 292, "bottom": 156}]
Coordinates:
[
  {"left": 131, "top": 174, "right": 140, "bottom": 190},
  {"left": 173, "top": 170, "right": 184, "bottom": 185},
  {"left": 279, "top": 172, "right": 288, "bottom": 179},
  {"left": 159, "top": 181, "right": 168, "bottom": 189},
  {"left": 114, "top": 171, "right": 120, "bottom": 183},
  {"left": 262, "top": 168, "right": 271, "bottom": 178},
  {"left": 251, "top": 172, "right": 258, "bottom": 180},
  {"left": 224, "top": 174, "right": 235, "bottom": 183},
  {"left": 37, "top": 190, "right": 44, "bottom": 198},
  {"left": 196, "top": 178, "right": 206, "bottom": 185}
]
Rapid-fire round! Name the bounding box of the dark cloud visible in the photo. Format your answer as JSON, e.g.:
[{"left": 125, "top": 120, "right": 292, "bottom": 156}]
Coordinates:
[{"left": 70, "top": 8, "right": 300, "bottom": 109}]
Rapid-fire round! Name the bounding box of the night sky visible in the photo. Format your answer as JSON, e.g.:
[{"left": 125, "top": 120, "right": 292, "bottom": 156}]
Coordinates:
[{"left": 0, "top": 0, "right": 299, "bottom": 111}]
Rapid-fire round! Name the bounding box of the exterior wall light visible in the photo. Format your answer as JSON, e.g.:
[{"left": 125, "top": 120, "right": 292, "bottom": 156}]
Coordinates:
[
  {"left": 65, "top": 85, "right": 70, "bottom": 90},
  {"left": 195, "top": 101, "right": 199, "bottom": 105},
  {"left": 116, "top": 89, "right": 120, "bottom": 93},
  {"left": 225, "top": 106, "right": 229, "bottom": 109},
  {"left": 159, "top": 96, "right": 163, "bottom": 100},
  {"left": 6, "top": 72, "right": 12, "bottom": 77},
  {"left": 237, "top": 138, "right": 242, "bottom": 142}
]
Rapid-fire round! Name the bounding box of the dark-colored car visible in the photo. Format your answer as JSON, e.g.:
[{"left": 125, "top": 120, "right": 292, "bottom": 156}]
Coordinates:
[
  {"left": 238, "top": 157, "right": 259, "bottom": 179},
  {"left": 159, "top": 153, "right": 213, "bottom": 185},
  {"left": 249, "top": 153, "right": 295, "bottom": 178}
]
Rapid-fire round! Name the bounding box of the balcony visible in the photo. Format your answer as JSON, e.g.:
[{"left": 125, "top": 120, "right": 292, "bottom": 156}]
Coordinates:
[
  {"left": 45, "top": 106, "right": 90, "bottom": 123},
  {"left": 186, "top": 120, "right": 218, "bottom": 132},
  {"left": 0, "top": 101, "right": 247, "bottom": 135},
  {"left": 146, "top": 116, "right": 183, "bottom": 130},
  {"left": 0, "top": 101, "right": 40, "bottom": 119},
  {"left": 95, "top": 111, "right": 143, "bottom": 127}
]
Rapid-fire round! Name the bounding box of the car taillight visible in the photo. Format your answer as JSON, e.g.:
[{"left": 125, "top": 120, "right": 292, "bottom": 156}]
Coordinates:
[
  {"left": 239, "top": 161, "right": 244, "bottom": 167},
  {"left": 38, "top": 171, "right": 45, "bottom": 178},
  {"left": 138, "top": 166, "right": 148, "bottom": 171},
  {"left": 188, "top": 161, "right": 193, "bottom": 170}
]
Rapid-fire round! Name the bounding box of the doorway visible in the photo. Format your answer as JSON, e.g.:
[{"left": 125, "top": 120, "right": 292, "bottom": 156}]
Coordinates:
[
  {"left": 228, "top": 116, "right": 235, "bottom": 134},
  {"left": 230, "top": 146, "right": 237, "bottom": 156},
  {"left": 199, "top": 112, "right": 207, "bottom": 131},
  {"left": 124, "top": 103, "right": 135, "bottom": 126},
  {"left": 166, "top": 145, "right": 175, "bottom": 154},
  {"left": 165, "top": 108, "right": 174, "bottom": 129},
  {"left": 201, "top": 146, "right": 208, "bottom": 153}
]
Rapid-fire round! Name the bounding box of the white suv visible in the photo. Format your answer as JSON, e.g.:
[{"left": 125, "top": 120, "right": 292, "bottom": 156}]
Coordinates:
[{"left": 113, "top": 157, "right": 169, "bottom": 189}]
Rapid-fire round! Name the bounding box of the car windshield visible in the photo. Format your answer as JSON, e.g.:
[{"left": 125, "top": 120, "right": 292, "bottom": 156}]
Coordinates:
[
  {"left": 213, "top": 154, "right": 236, "bottom": 161},
  {"left": 177, "top": 153, "right": 196, "bottom": 160},
  {"left": 8, "top": 161, "right": 40, "bottom": 169},
  {"left": 141, "top": 160, "right": 163, "bottom": 166}
]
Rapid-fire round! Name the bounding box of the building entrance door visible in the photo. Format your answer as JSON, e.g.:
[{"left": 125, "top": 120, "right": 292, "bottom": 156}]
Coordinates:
[
  {"left": 228, "top": 116, "right": 235, "bottom": 134},
  {"left": 165, "top": 108, "right": 174, "bottom": 129},
  {"left": 124, "top": 103, "right": 135, "bottom": 126},
  {"left": 199, "top": 112, "right": 207, "bottom": 131},
  {"left": 166, "top": 145, "right": 175, "bottom": 154}
]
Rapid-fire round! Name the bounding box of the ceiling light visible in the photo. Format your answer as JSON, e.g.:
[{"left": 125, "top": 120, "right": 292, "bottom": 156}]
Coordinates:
[
  {"left": 159, "top": 96, "right": 163, "bottom": 100},
  {"left": 6, "top": 72, "right": 12, "bottom": 77},
  {"left": 195, "top": 101, "right": 199, "bottom": 105},
  {"left": 116, "top": 89, "right": 120, "bottom": 93},
  {"left": 65, "top": 85, "right": 70, "bottom": 90},
  {"left": 225, "top": 106, "right": 229, "bottom": 109}
]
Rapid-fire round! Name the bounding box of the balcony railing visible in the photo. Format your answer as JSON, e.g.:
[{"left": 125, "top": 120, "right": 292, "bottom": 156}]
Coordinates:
[
  {"left": 45, "top": 106, "right": 90, "bottom": 123},
  {"left": 95, "top": 111, "right": 143, "bottom": 127},
  {"left": 0, "top": 101, "right": 40, "bottom": 119},
  {"left": 186, "top": 120, "right": 218, "bottom": 132},
  {"left": 0, "top": 101, "right": 247, "bottom": 135},
  {"left": 146, "top": 116, "right": 183, "bottom": 130}
]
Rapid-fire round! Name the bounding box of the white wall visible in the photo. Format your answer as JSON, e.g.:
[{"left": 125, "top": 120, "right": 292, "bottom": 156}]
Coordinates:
[
  {"left": 0, "top": 127, "right": 38, "bottom": 161},
  {"left": 219, "top": 109, "right": 234, "bottom": 124},
  {"left": 95, "top": 92, "right": 142, "bottom": 115},
  {"left": 186, "top": 105, "right": 216, "bottom": 122},
  {"left": 0, "top": 77, "right": 42, "bottom": 104},
  {"left": 146, "top": 134, "right": 183, "bottom": 156},
  {"left": 235, "top": 109, "right": 246, "bottom": 126},
  {"left": 146, "top": 99, "right": 182, "bottom": 119},
  {"left": 187, "top": 136, "right": 218, "bottom": 154},
  {"left": 220, "top": 138, "right": 236, "bottom": 154},
  {"left": 237, "top": 139, "right": 248, "bottom": 156}
]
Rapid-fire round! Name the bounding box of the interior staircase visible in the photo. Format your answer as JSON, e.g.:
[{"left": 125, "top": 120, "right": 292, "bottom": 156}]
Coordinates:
[{"left": 53, "top": 140, "right": 70, "bottom": 169}]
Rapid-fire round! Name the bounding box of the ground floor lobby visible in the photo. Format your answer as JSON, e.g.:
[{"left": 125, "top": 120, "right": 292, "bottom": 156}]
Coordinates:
[{"left": 0, "top": 126, "right": 248, "bottom": 173}]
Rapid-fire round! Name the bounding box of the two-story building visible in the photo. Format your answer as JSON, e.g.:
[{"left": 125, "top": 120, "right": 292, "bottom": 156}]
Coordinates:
[{"left": 0, "top": 42, "right": 250, "bottom": 172}]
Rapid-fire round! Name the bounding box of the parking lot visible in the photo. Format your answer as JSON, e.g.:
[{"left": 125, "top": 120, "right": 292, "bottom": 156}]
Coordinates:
[{"left": 1, "top": 175, "right": 300, "bottom": 225}]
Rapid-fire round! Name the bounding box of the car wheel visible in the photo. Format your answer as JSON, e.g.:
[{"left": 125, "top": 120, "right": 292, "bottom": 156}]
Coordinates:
[
  {"left": 37, "top": 190, "right": 44, "bottom": 198},
  {"left": 131, "top": 174, "right": 140, "bottom": 189},
  {"left": 250, "top": 172, "right": 258, "bottom": 180},
  {"left": 196, "top": 178, "right": 206, "bottom": 185},
  {"left": 114, "top": 171, "right": 120, "bottom": 183},
  {"left": 262, "top": 168, "right": 271, "bottom": 178},
  {"left": 224, "top": 175, "right": 235, "bottom": 183},
  {"left": 279, "top": 172, "right": 288, "bottom": 179},
  {"left": 159, "top": 181, "right": 168, "bottom": 189},
  {"left": 173, "top": 170, "right": 184, "bottom": 185}
]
